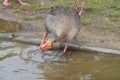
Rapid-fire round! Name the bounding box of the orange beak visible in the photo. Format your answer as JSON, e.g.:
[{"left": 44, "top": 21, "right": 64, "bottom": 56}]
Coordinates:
[{"left": 41, "top": 40, "right": 52, "bottom": 49}]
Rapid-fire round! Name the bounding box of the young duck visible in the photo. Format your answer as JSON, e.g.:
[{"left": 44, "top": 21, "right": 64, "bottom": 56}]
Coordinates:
[{"left": 39, "top": 6, "right": 81, "bottom": 53}]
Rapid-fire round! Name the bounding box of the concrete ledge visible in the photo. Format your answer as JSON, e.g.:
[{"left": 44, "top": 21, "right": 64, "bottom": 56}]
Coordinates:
[
  {"left": 0, "top": 33, "right": 13, "bottom": 39},
  {"left": 0, "top": 33, "right": 120, "bottom": 54},
  {"left": 78, "top": 46, "right": 120, "bottom": 54}
]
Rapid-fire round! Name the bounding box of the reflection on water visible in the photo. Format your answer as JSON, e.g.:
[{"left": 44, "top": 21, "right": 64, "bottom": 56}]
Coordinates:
[
  {"left": 0, "top": 40, "right": 120, "bottom": 80},
  {"left": 0, "top": 19, "right": 22, "bottom": 33}
]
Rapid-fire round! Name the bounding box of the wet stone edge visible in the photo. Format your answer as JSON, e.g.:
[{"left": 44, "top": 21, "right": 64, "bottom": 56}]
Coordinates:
[{"left": 0, "top": 33, "right": 120, "bottom": 54}]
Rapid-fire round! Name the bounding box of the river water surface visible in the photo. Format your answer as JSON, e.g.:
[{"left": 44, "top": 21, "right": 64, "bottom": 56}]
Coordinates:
[{"left": 0, "top": 40, "right": 120, "bottom": 80}]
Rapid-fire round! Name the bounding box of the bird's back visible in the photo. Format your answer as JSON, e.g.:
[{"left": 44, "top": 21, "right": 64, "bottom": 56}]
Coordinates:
[{"left": 45, "top": 6, "right": 80, "bottom": 42}]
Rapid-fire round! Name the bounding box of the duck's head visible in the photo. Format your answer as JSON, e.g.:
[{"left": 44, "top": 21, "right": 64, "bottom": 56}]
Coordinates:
[{"left": 41, "top": 40, "right": 62, "bottom": 50}]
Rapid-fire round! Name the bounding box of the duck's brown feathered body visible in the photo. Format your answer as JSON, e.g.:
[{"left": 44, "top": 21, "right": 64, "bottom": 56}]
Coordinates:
[
  {"left": 45, "top": 6, "right": 80, "bottom": 42},
  {"left": 39, "top": 6, "right": 81, "bottom": 53}
]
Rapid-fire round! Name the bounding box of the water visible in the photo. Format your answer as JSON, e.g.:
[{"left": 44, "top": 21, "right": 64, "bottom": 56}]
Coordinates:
[
  {"left": 0, "top": 19, "right": 22, "bottom": 33},
  {"left": 0, "top": 40, "right": 120, "bottom": 80}
]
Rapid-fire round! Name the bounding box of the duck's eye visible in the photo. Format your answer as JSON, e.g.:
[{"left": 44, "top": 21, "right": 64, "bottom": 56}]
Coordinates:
[{"left": 53, "top": 40, "right": 56, "bottom": 42}]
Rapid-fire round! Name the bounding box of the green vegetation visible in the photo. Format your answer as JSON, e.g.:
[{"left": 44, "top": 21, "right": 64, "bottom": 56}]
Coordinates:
[
  {"left": 101, "top": 25, "right": 112, "bottom": 31},
  {"left": 0, "top": 0, "right": 2, "bottom": 3},
  {"left": 81, "top": 19, "right": 91, "bottom": 26},
  {"left": 21, "top": 15, "right": 44, "bottom": 21},
  {"left": 21, "top": 17, "right": 32, "bottom": 21},
  {"left": 13, "top": 9, "right": 21, "bottom": 13},
  {"left": 34, "top": 15, "right": 44, "bottom": 20},
  {"left": 84, "top": 0, "right": 120, "bottom": 29},
  {"left": 0, "top": 0, "right": 120, "bottom": 30}
]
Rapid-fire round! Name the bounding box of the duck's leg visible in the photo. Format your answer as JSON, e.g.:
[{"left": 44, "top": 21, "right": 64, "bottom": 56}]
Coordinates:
[
  {"left": 18, "top": 0, "right": 28, "bottom": 5},
  {"left": 3, "top": 0, "right": 9, "bottom": 6},
  {"left": 39, "top": 32, "right": 48, "bottom": 50},
  {"left": 64, "top": 42, "right": 69, "bottom": 53},
  {"left": 73, "top": 0, "right": 78, "bottom": 12},
  {"left": 78, "top": 0, "right": 85, "bottom": 16}
]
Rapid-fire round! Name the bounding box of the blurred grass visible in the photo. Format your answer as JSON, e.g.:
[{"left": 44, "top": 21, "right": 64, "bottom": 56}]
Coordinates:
[
  {"left": 21, "top": 15, "right": 44, "bottom": 21},
  {"left": 1, "top": 0, "right": 120, "bottom": 12},
  {"left": 0, "top": 0, "right": 120, "bottom": 29}
]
